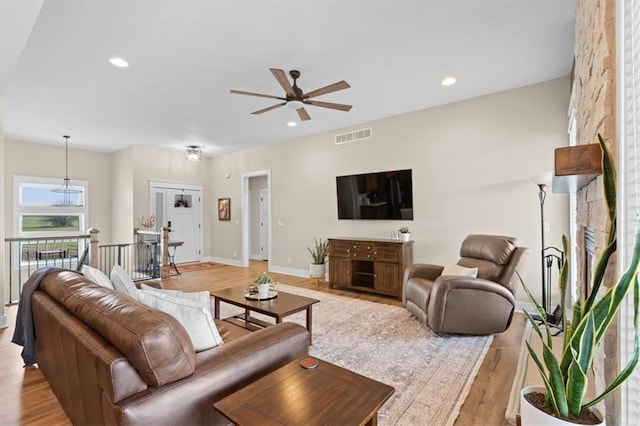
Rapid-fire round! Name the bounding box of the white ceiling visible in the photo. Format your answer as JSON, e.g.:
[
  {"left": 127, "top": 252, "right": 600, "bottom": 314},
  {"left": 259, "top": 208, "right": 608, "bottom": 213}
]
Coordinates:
[{"left": 1, "top": 0, "right": 576, "bottom": 156}]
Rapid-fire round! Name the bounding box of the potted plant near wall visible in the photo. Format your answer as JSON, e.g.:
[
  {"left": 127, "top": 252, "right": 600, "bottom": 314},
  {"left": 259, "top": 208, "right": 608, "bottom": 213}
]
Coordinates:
[
  {"left": 398, "top": 226, "right": 411, "bottom": 242},
  {"left": 519, "top": 135, "right": 639, "bottom": 425},
  {"left": 308, "top": 237, "right": 329, "bottom": 278}
]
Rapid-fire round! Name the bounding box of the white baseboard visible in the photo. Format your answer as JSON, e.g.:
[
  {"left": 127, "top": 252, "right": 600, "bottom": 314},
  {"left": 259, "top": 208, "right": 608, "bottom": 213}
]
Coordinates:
[
  {"left": 268, "top": 265, "right": 311, "bottom": 278},
  {"left": 0, "top": 314, "right": 7, "bottom": 329},
  {"left": 210, "top": 257, "right": 243, "bottom": 267}
]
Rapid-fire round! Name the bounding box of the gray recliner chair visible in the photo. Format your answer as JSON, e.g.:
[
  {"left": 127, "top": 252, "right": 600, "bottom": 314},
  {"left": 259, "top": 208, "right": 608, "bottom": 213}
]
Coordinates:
[{"left": 403, "top": 234, "right": 529, "bottom": 335}]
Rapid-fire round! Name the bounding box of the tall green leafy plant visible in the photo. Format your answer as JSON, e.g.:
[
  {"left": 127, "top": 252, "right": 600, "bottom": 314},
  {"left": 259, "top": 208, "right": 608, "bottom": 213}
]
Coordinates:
[
  {"left": 307, "top": 237, "right": 329, "bottom": 265},
  {"left": 521, "top": 135, "right": 640, "bottom": 418}
]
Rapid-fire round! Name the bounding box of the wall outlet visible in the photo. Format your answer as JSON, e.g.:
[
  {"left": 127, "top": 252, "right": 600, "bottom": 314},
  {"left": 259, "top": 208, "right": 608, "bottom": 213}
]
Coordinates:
[
  {"left": 233, "top": 251, "right": 237, "bottom": 258},
  {"left": 278, "top": 219, "right": 285, "bottom": 226},
  {"left": 287, "top": 257, "right": 291, "bottom": 264}
]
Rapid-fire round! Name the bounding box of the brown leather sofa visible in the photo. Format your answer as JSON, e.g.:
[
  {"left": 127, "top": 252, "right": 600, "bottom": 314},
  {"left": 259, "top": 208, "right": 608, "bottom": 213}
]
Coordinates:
[
  {"left": 403, "top": 234, "right": 529, "bottom": 335},
  {"left": 31, "top": 270, "right": 309, "bottom": 425}
]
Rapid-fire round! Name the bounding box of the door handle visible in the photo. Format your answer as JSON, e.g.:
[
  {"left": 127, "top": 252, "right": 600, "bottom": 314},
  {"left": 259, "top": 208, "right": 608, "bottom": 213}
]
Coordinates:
[{"left": 168, "top": 221, "right": 172, "bottom": 228}]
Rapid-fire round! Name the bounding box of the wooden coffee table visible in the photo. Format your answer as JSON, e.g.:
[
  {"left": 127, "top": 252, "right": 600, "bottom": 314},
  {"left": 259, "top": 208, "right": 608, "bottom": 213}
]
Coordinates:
[
  {"left": 214, "top": 356, "right": 394, "bottom": 426},
  {"left": 211, "top": 286, "right": 319, "bottom": 344}
]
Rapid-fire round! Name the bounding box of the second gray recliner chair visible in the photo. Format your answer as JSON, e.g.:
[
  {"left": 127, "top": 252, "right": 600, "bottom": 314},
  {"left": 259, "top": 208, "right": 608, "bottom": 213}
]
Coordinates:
[{"left": 403, "top": 234, "right": 529, "bottom": 335}]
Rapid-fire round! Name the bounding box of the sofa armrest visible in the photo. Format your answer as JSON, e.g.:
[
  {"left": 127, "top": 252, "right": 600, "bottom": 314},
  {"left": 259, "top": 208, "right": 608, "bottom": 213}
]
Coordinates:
[
  {"left": 428, "top": 276, "right": 516, "bottom": 335},
  {"left": 115, "top": 322, "right": 309, "bottom": 425}
]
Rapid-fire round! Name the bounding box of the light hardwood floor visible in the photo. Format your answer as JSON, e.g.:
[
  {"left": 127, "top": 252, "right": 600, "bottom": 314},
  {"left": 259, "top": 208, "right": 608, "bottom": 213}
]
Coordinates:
[{"left": 0, "top": 261, "right": 523, "bottom": 425}]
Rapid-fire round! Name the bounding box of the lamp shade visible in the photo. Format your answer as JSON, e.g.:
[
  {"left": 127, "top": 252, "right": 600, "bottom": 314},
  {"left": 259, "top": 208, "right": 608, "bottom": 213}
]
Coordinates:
[{"left": 532, "top": 172, "right": 553, "bottom": 186}]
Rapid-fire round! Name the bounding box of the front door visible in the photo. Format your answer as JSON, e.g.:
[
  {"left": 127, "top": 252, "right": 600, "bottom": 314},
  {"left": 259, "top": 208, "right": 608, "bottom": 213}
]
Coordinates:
[{"left": 150, "top": 183, "right": 202, "bottom": 264}]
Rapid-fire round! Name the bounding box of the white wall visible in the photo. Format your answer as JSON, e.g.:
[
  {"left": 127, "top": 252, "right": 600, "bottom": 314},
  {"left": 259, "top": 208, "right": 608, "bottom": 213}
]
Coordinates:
[
  {"left": 210, "top": 78, "right": 571, "bottom": 304},
  {"left": 0, "top": 99, "right": 6, "bottom": 327},
  {"left": 3, "top": 138, "right": 113, "bottom": 243}
]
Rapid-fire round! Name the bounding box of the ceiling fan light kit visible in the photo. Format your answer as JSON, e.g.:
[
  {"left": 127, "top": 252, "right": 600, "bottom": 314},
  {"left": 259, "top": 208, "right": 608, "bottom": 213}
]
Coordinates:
[{"left": 230, "top": 68, "right": 352, "bottom": 121}]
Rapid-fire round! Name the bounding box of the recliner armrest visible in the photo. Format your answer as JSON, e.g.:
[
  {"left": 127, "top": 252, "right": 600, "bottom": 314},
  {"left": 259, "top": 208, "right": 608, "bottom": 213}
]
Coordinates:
[
  {"left": 431, "top": 276, "right": 516, "bottom": 304},
  {"left": 404, "top": 264, "right": 444, "bottom": 282},
  {"left": 428, "top": 276, "right": 516, "bottom": 335}
]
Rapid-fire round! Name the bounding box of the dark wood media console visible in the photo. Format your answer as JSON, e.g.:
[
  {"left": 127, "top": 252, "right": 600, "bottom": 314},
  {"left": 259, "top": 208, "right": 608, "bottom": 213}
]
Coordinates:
[{"left": 328, "top": 237, "right": 413, "bottom": 300}]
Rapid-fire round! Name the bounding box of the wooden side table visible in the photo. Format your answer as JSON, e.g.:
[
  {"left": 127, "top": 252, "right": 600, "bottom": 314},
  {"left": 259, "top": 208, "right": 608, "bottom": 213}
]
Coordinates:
[{"left": 214, "top": 356, "right": 394, "bottom": 426}]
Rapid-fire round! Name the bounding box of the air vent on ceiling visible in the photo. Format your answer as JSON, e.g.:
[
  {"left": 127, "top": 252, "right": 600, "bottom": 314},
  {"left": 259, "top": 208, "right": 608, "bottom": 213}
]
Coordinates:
[{"left": 335, "top": 128, "right": 372, "bottom": 145}]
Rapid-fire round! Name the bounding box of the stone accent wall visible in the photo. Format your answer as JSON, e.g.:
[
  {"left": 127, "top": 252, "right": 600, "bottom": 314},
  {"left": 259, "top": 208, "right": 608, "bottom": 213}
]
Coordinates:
[{"left": 569, "top": 0, "right": 617, "bottom": 423}]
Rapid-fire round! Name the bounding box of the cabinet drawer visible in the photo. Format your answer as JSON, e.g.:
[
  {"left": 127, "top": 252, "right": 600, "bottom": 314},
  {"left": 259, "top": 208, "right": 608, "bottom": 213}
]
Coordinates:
[
  {"left": 375, "top": 245, "right": 400, "bottom": 262},
  {"left": 351, "top": 242, "right": 374, "bottom": 259},
  {"left": 329, "top": 241, "right": 351, "bottom": 258}
]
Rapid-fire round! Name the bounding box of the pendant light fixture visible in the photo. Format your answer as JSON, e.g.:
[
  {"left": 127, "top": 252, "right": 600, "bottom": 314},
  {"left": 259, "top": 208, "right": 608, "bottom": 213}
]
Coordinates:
[{"left": 52, "top": 135, "right": 83, "bottom": 207}]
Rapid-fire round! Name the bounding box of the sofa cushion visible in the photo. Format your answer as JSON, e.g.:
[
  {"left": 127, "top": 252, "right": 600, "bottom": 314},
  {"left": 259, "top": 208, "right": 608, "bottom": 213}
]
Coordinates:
[
  {"left": 81, "top": 265, "right": 114, "bottom": 289},
  {"left": 139, "top": 284, "right": 211, "bottom": 312},
  {"left": 40, "top": 271, "right": 195, "bottom": 386},
  {"left": 137, "top": 290, "right": 223, "bottom": 351},
  {"left": 110, "top": 265, "right": 139, "bottom": 300}
]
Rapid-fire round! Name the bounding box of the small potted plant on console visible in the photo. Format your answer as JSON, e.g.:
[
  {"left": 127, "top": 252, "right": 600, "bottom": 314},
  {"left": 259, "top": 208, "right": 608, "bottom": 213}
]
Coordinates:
[{"left": 398, "top": 227, "right": 411, "bottom": 242}]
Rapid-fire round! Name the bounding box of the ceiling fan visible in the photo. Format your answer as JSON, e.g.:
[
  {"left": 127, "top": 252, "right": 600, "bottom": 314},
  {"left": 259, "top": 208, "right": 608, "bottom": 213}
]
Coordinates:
[{"left": 230, "top": 68, "right": 352, "bottom": 121}]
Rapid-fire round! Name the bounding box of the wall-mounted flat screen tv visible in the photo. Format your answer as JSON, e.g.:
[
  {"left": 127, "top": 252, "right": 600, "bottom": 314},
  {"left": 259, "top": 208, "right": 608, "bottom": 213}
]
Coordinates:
[{"left": 336, "top": 169, "right": 413, "bottom": 220}]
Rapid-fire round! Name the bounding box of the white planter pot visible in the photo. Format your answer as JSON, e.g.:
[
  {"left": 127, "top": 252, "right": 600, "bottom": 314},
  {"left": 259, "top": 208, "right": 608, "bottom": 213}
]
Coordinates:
[
  {"left": 401, "top": 233, "right": 411, "bottom": 242},
  {"left": 257, "top": 283, "right": 271, "bottom": 299},
  {"left": 520, "top": 386, "right": 605, "bottom": 426},
  {"left": 309, "top": 263, "right": 326, "bottom": 278}
]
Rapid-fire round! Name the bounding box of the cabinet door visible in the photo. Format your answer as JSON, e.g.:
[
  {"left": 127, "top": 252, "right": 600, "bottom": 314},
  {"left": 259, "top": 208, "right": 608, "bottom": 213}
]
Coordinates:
[
  {"left": 329, "top": 258, "right": 352, "bottom": 287},
  {"left": 374, "top": 262, "right": 400, "bottom": 295}
]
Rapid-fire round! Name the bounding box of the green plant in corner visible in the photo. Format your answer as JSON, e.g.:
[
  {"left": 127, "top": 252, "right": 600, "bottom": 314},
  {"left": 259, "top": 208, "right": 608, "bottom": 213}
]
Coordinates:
[
  {"left": 307, "top": 237, "right": 329, "bottom": 265},
  {"left": 520, "top": 134, "right": 640, "bottom": 421},
  {"left": 253, "top": 272, "right": 274, "bottom": 285}
]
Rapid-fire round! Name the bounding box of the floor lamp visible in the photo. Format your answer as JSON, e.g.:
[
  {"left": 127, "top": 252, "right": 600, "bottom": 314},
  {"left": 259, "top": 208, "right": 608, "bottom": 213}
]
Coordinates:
[{"left": 533, "top": 175, "right": 564, "bottom": 325}]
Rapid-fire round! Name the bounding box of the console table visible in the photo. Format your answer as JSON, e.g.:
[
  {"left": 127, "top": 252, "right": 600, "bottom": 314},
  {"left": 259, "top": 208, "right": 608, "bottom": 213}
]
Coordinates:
[{"left": 328, "top": 237, "right": 413, "bottom": 300}]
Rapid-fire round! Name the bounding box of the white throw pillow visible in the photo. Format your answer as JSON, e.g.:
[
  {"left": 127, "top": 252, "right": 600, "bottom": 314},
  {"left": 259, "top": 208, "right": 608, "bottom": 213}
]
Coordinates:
[
  {"left": 139, "top": 284, "right": 212, "bottom": 314},
  {"left": 110, "top": 265, "right": 140, "bottom": 301},
  {"left": 441, "top": 263, "right": 478, "bottom": 278},
  {"left": 137, "top": 290, "right": 223, "bottom": 352},
  {"left": 81, "top": 265, "right": 115, "bottom": 289}
]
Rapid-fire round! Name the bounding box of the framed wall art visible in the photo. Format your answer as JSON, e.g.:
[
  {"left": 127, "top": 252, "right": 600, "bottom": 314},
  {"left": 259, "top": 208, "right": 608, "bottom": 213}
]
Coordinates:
[{"left": 218, "top": 198, "right": 230, "bottom": 221}]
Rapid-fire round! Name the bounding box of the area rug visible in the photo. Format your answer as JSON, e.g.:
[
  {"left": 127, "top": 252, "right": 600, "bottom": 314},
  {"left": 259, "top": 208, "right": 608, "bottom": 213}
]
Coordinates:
[
  {"left": 219, "top": 284, "right": 493, "bottom": 426},
  {"left": 177, "top": 261, "right": 222, "bottom": 272}
]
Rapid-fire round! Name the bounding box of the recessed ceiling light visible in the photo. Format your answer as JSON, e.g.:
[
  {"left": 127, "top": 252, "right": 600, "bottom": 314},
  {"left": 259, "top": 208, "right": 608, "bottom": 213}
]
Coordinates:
[
  {"left": 287, "top": 121, "right": 297, "bottom": 127},
  {"left": 109, "top": 57, "right": 129, "bottom": 68},
  {"left": 441, "top": 76, "right": 456, "bottom": 86}
]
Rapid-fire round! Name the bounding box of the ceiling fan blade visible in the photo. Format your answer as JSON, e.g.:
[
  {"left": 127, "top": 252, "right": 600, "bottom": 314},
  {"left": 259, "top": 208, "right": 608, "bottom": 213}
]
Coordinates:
[
  {"left": 251, "top": 102, "right": 287, "bottom": 115},
  {"left": 303, "top": 80, "right": 351, "bottom": 99},
  {"left": 297, "top": 108, "right": 311, "bottom": 121},
  {"left": 304, "top": 100, "right": 352, "bottom": 112},
  {"left": 230, "top": 89, "right": 286, "bottom": 100},
  {"left": 270, "top": 68, "right": 295, "bottom": 97}
]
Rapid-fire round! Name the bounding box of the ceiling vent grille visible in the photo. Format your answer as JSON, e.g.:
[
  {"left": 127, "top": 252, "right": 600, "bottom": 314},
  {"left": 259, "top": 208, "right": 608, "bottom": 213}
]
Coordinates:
[{"left": 335, "top": 128, "right": 372, "bottom": 145}]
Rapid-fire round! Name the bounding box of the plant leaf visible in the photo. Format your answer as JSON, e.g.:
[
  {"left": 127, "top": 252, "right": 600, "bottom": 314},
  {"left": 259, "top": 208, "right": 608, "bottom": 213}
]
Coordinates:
[
  {"left": 565, "top": 313, "right": 595, "bottom": 415},
  {"left": 541, "top": 341, "right": 569, "bottom": 416},
  {"left": 525, "top": 341, "right": 562, "bottom": 414},
  {"left": 584, "top": 273, "right": 640, "bottom": 409}
]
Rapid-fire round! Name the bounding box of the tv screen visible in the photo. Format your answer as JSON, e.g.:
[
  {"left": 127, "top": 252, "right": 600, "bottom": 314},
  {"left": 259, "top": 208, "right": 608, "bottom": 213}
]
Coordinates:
[{"left": 336, "top": 169, "right": 413, "bottom": 220}]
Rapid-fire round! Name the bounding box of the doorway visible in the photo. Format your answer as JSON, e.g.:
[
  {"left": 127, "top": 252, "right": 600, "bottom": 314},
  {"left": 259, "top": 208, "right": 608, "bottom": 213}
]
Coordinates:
[
  {"left": 149, "top": 181, "right": 203, "bottom": 264},
  {"left": 242, "top": 171, "right": 271, "bottom": 267}
]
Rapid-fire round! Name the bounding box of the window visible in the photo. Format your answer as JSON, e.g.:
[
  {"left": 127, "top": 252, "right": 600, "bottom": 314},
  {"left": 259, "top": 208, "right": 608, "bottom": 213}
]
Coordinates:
[
  {"left": 13, "top": 176, "right": 89, "bottom": 263},
  {"left": 617, "top": 0, "right": 640, "bottom": 423}
]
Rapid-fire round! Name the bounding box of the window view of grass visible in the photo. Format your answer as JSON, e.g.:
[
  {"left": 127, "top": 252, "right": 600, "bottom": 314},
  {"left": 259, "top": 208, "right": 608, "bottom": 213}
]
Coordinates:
[{"left": 22, "top": 215, "right": 80, "bottom": 233}]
